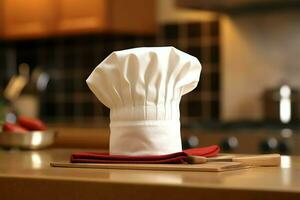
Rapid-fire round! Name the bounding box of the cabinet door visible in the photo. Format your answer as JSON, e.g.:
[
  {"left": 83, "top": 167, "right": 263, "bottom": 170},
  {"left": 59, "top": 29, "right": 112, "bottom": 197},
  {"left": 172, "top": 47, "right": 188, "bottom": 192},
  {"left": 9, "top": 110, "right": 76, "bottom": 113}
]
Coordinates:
[
  {"left": 56, "top": 0, "right": 155, "bottom": 35},
  {"left": 110, "top": 0, "right": 155, "bottom": 34},
  {"left": 55, "top": 0, "right": 109, "bottom": 35},
  {"left": 2, "top": 0, "right": 55, "bottom": 39}
]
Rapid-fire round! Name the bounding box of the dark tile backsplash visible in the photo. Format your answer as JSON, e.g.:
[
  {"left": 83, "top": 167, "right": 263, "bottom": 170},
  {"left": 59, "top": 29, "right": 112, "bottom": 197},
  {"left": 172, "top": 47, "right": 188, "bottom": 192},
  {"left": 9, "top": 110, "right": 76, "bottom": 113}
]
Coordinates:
[
  {"left": 187, "top": 23, "right": 202, "bottom": 38},
  {"left": 0, "top": 21, "right": 220, "bottom": 125},
  {"left": 162, "top": 24, "right": 179, "bottom": 39}
]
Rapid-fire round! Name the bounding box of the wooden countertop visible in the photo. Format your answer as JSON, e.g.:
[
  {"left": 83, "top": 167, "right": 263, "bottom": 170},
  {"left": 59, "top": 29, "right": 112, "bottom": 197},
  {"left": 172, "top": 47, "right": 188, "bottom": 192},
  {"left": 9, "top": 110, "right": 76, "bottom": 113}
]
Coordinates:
[{"left": 0, "top": 148, "right": 300, "bottom": 200}]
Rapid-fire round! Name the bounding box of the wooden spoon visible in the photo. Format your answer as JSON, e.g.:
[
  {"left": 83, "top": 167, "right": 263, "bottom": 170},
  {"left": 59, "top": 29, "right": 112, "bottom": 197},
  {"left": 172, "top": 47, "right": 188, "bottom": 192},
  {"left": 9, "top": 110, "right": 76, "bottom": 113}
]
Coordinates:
[{"left": 187, "top": 154, "right": 281, "bottom": 166}]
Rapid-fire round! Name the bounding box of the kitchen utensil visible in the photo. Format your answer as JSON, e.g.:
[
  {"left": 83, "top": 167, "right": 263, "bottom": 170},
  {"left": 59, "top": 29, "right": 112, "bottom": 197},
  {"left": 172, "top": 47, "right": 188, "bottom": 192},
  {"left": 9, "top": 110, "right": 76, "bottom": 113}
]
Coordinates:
[
  {"left": 187, "top": 154, "right": 281, "bottom": 166},
  {"left": 3, "top": 75, "right": 28, "bottom": 101},
  {"left": 51, "top": 161, "right": 249, "bottom": 172},
  {"left": 31, "top": 67, "right": 50, "bottom": 92},
  {"left": 0, "top": 130, "right": 56, "bottom": 150},
  {"left": 11, "top": 66, "right": 50, "bottom": 118},
  {"left": 3, "top": 63, "right": 30, "bottom": 101},
  {"left": 18, "top": 63, "right": 30, "bottom": 77},
  {"left": 12, "top": 95, "right": 40, "bottom": 118}
]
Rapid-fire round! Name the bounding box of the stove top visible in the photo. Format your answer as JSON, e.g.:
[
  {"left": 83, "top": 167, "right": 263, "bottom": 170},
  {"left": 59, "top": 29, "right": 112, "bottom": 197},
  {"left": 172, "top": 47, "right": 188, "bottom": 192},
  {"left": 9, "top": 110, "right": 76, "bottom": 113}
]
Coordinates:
[{"left": 183, "top": 121, "right": 300, "bottom": 131}]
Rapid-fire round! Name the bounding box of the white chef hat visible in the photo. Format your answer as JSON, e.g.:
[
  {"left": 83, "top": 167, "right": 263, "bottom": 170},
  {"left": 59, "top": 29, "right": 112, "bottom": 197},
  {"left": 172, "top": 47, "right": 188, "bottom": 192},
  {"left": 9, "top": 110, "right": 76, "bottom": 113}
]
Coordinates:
[{"left": 87, "top": 47, "right": 201, "bottom": 156}]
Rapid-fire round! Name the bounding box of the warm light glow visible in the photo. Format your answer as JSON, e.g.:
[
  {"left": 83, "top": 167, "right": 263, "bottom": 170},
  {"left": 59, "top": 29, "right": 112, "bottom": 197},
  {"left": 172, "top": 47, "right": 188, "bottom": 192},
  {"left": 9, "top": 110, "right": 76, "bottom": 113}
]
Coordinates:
[
  {"left": 279, "top": 85, "right": 291, "bottom": 124},
  {"left": 228, "top": 136, "right": 238, "bottom": 147},
  {"left": 188, "top": 136, "right": 199, "bottom": 147},
  {"left": 31, "top": 133, "right": 42, "bottom": 146},
  {"left": 281, "top": 156, "right": 291, "bottom": 186},
  {"left": 109, "top": 172, "right": 183, "bottom": 184},
  {"left": 280, "top": 85, "right": 291, "bottom": 97},
  {"left": 267, "top": 137, "right": 278, "bottom": 149},
  {"left": 281, "top": 156, "right": 291, "bottom": 169},
  {"left": 281, "top": 128, "right": 293, "bottom": 138},
  {"left": 31, "top": 153, "right": 42, "bottom": 169}
]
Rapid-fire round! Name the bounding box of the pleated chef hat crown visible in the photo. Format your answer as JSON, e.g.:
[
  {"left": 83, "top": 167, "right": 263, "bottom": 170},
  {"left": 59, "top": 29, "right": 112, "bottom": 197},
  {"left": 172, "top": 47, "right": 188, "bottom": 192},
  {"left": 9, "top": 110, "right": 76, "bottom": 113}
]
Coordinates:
[{"left": 87, "top": 47, "right": 201, "bottom": 155}]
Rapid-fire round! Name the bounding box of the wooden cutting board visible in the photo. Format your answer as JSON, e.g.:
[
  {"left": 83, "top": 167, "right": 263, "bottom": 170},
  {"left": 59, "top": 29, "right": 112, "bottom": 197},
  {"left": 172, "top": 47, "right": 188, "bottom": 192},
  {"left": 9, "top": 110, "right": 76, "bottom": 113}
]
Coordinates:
[{"left": 50, "top": 161, "right": 251, "bottom": 172}]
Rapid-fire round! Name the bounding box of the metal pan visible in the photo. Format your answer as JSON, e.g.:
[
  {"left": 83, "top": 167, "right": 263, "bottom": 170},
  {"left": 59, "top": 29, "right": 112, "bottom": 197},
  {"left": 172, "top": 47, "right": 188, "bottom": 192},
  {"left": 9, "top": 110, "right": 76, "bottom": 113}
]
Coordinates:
[{"left": 0, "top": 130, "right": 56, "bottom": 150}]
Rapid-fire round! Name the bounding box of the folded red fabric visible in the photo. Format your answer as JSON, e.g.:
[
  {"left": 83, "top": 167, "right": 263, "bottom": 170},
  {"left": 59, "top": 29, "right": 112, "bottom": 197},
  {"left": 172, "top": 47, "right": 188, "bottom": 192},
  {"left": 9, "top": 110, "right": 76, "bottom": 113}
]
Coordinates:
[{"left": 71, "top": 145, "right": 220, "bottom": 164}]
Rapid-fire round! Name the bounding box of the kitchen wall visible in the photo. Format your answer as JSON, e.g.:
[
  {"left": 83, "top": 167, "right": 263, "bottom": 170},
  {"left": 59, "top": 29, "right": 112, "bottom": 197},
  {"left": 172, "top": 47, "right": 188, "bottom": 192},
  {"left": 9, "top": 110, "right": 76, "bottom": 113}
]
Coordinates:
[
  {"left": 155, "top": 0, "right": 221, "bottom": 124},
  {"left": 221, "top": 10, "right": 300, "bottom": 121}
]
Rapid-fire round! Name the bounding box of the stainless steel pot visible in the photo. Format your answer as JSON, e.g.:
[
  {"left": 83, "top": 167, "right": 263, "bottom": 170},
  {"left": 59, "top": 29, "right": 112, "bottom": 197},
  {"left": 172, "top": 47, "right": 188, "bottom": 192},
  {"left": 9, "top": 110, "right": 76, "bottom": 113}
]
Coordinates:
[
  {"left": 263, "top": 84, "right": 300, "bottom": 123},
  {"left": 0, "top": 131, "right": 56, "bottom": 150}
]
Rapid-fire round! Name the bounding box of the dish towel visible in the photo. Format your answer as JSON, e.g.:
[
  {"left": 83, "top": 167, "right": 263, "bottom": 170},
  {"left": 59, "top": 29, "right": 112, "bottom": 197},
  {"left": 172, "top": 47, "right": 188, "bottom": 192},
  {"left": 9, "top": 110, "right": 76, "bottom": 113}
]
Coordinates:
[{"left": 70, "top": 145, "right": 220, "bottom": 164}]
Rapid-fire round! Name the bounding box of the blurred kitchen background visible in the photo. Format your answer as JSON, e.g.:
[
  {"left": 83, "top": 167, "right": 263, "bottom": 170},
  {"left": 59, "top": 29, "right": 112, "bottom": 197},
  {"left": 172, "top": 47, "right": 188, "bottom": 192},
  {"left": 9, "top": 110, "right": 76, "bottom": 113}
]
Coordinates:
[{"left": 1, "top": 0, "right": 300, "bottom": 154}]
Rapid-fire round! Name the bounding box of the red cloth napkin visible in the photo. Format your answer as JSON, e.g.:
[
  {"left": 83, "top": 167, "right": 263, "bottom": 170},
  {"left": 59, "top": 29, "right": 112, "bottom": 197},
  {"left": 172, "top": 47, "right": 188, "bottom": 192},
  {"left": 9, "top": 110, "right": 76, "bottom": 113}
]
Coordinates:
[{"left": 70, "top": 145, "right": 220, "bottom": 164}]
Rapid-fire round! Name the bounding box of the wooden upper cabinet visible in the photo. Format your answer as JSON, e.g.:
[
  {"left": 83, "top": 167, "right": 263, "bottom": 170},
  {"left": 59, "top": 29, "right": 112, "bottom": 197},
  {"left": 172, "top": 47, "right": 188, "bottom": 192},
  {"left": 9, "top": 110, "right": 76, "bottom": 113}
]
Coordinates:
[
  {"left": 0, "top": 0, "right": 155, "bottom": 40},
  {"left": 56, "top": 0, "right": 156, "bottom": 35},
  {"left": 55, "top": 0, "right": 110, "bottom": 35},
  {"left": 109, "top": 0, "right": 156, "bottom": 34},
  {"left": 2, "top": 0, "right": 56, "bottom": 39}
]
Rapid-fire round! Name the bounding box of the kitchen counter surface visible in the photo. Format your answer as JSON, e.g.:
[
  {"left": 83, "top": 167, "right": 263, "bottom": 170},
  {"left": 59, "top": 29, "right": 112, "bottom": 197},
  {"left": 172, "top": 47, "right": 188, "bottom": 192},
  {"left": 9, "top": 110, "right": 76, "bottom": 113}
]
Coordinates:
[{"left": 0, "top": 148, "right": 299, "bottom": 200}]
